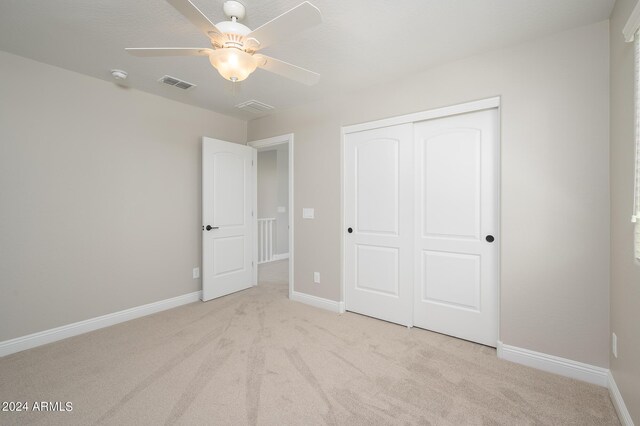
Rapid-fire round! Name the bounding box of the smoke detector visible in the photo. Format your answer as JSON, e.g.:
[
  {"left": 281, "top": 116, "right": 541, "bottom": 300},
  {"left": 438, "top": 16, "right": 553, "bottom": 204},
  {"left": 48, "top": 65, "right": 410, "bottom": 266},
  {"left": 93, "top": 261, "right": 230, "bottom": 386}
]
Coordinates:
[{"left": 110, "top": 69, "right": 128, "bottom": 80}]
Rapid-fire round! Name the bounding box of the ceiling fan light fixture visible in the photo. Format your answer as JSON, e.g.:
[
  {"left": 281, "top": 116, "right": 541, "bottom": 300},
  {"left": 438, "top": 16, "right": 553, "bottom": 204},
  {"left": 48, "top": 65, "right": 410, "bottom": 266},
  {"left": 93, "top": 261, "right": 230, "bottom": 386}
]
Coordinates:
[
  {"left": 209, "top": 48, "right": 257, "bottom": 82},
  {"left": 127, "top": 1, "right": 322, "bottom": 85}
]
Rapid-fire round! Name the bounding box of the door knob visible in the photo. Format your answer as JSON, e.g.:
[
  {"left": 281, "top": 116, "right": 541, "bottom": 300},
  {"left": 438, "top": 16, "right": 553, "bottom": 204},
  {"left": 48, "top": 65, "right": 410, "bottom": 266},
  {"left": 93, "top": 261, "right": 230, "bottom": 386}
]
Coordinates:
[
  {"left": 205, "top": 225, "right": 219, "bottom": 231},
  {"left": 347, "top": 227, "right": 353, "bottom": 233},
  {"left": 485, "top": 235, "right": 495, "bottom": 242}
]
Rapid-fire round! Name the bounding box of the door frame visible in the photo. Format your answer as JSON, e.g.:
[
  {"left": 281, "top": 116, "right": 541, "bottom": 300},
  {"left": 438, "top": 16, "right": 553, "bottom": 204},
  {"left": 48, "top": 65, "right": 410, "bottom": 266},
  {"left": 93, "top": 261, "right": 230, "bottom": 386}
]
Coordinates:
[
  {"left": 248, "top": 133, "right": 295, "bottom": 299},
  {"left": 340, "top": 96, "right": 501, "bottom": 334}
]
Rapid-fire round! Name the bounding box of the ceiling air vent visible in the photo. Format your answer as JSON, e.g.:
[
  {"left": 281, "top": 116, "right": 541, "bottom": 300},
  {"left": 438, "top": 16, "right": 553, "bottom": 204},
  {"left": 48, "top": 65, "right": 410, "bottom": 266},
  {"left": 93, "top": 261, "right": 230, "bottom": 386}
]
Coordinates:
[
  {"left": 158, "top": 75, "right": 196, "bottom": 90},
  {"left": 235, "top": 100, "right": 274, "bottom": 114}
]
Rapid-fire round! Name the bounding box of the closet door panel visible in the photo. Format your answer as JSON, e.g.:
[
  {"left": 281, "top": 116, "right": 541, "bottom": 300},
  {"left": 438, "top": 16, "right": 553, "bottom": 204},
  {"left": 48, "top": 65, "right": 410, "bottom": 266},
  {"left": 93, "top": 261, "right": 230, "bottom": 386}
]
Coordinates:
[
  {"left": 414, "top": 109, "right": 499, "bottom": 347},
  {"left": 344, "top": 124, "right": 414, "bottom": 326}
]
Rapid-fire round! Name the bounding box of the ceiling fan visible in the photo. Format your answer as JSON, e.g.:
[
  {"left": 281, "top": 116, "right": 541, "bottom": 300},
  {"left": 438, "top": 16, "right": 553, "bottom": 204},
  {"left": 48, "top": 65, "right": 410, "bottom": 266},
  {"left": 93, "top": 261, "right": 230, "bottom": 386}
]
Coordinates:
[{"left": 126, "top": 0, "right": 322, "bottom": 85}]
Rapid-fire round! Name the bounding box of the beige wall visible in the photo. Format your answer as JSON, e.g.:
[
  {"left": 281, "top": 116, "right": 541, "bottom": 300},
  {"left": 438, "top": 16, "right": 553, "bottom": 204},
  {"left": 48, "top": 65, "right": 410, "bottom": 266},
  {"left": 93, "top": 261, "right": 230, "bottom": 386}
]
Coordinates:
[
  {"left": 249, "top": 21, "right": 610, "bottom": 367},
  {"left": 257, "top": 147, "right": 289, "bottom": 255},
  {"left": 257, "top": 150, "right": 278, "bottom": 218},
  {"left": 276, "top": 145, "right": 289, "bottom": 254},
  {"left": 0, "top": 51, "right": 246, "bottom": 341},
  {"left": 610, "top": 0, "right": 640, "bottom": 421}
]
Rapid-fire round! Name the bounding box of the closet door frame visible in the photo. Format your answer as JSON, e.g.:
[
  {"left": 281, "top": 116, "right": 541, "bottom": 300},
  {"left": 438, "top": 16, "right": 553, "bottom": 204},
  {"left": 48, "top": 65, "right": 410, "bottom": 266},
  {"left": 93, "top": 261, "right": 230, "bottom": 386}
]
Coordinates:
[{"left": 340, "top": 96, "right": 501, "bottom": 334}]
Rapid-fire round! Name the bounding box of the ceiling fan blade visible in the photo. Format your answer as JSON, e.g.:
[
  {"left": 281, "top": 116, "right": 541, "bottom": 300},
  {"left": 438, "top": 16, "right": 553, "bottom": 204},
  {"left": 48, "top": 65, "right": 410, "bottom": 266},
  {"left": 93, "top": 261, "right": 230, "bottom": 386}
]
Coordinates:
[
  {"left": 166, "top": 0, "right": 224, "bottom": 41},
  {"left": 125, "top": 47, "right": 214, "bottom": 57},
  {"left": 254, "top": 54, "right": 320, "bottom": 85},
  {"left": 248, "top": 2, "right": 321, "bottom": 50}
]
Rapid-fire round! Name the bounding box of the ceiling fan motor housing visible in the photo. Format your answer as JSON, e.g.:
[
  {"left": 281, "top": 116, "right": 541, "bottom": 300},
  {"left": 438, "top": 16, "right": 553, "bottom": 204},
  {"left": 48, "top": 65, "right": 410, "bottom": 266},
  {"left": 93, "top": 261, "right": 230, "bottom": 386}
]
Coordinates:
[
  {"left": 214, "top": 20, "right": 251, "bottom": 49},
  {"left": 215, "top": 20, "right": 251, "bottom": 36}
]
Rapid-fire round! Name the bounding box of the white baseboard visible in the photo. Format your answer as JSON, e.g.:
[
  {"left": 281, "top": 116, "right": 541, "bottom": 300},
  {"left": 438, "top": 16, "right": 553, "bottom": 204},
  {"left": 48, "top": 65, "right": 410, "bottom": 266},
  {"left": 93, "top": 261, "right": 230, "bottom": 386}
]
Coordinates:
[
  {"left": 290, "top": 290, "right": 345, "bottom": 313},
  {"left": 273, "top": 253, "right": 290, "bottom": 261},
  {"left": 608, "top": 371, "right": 635, "bottom": 426},
  {"left": 496, "top": 341, "right": 608, "bottom": 387},
  {"left": 0, "top": 291, "right": 202, "bottom": 357}
]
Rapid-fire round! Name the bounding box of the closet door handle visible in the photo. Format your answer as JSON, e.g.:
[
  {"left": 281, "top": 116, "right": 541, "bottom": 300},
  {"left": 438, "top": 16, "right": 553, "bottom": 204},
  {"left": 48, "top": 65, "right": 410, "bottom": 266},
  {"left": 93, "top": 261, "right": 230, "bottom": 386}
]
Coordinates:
[
  {"left": 347, "top": 227, "right": 353, "bottom": 233},
  {"left": 485, "top": 235, "right": 495, "bottom": 242},
  {"left": 204, "top": 225, "right": 219, "bottom": 231}
]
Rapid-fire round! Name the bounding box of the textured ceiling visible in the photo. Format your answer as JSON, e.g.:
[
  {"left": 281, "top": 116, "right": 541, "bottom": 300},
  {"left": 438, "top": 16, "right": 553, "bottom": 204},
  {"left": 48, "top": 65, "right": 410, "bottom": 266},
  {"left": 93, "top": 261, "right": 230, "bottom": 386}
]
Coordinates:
[{"left": 0, "top": 0, "right": 614, "bottom": 119}]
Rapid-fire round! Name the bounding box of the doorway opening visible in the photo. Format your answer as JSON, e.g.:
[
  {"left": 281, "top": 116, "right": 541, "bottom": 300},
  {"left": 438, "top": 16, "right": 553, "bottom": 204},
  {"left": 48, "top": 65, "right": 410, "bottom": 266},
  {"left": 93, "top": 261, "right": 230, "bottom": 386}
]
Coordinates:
[{"left": 248, "top": 134, "right": 294, "bottom": 299}]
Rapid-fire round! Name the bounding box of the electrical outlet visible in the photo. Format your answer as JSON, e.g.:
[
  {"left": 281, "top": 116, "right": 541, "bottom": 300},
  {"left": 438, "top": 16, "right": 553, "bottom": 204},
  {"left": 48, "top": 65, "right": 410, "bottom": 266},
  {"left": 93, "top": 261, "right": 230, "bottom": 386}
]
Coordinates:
[
  {"left": 313, "top": 272, "right": 320, "bottom": 283},
  {"left": 612, "top": 333, "right": 618, "bottom": 358},
  {"left": 193, "top": 267, "right": 200, "bottom": 279}
]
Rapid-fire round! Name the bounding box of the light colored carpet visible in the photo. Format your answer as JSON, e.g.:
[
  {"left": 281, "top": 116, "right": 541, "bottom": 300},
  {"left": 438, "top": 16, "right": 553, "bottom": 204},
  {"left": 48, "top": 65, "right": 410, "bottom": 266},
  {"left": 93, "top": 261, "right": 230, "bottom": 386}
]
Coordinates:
[{"left": 0, "top": 260, "right": 619, "bottom": 425}]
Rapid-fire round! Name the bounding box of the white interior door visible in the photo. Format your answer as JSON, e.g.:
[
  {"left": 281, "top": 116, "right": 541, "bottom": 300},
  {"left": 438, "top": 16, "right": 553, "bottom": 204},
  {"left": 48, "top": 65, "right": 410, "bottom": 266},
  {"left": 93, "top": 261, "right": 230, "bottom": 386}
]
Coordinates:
[
  {"left": 413, "top": 109, "right": 499, "bottom": 347},
  {"left": 202, "top": 137, "right": 256, "bottom": 302},
  {"left": 344, "top": 124, "right": 414, "bottom": 326}
]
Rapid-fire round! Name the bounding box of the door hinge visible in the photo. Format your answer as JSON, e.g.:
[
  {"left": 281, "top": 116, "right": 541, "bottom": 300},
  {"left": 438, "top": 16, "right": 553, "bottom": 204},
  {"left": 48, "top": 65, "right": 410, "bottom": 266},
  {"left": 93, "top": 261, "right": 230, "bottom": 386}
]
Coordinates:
[
  {"left": 252, "top": 160, "right": 254, "bottom": 166},
  {"left": 252, "top": 210, "right": 254, "bottom": 217}
]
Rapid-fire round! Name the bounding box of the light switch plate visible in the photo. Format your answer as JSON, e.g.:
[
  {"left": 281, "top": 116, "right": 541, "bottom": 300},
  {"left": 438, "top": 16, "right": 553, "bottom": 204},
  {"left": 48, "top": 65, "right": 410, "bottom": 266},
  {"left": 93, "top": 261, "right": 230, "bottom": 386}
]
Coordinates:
[
  {"left": 192, "top": 267, "right": 200, "bottom": 279},
  {"left": 303, "top": 208, "right": 315, "bottom": 219},
  {"left": 314, "top": 272, "right": 320, "bottom": 283},
  {"left": 278, "top": 206, "right": 286, "bottom": 213}
]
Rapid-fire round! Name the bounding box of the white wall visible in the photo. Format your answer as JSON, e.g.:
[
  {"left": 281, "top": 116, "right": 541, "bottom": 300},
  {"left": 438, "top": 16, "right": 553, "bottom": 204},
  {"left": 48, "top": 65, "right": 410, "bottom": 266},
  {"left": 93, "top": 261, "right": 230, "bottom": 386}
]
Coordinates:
[
  {"left": 609, "top": 0, "right": 640, "bottom": 421},
  {"left": 0, "top": 51, "right": 247, "bottom": 341},
  {"left": 248, "top": 21, "right": 610, "bottom": 367}
]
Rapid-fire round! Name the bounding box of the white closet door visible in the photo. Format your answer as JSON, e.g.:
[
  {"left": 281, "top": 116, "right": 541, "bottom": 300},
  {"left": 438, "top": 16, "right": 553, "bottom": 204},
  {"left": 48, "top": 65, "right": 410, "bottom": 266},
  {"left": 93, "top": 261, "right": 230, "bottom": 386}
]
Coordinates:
[
  {"left": 413, "top": 109, "right": 499, "bottom": 347},
  {"left": 344, "top": 124, "right": 414, "bottom": 326}
]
